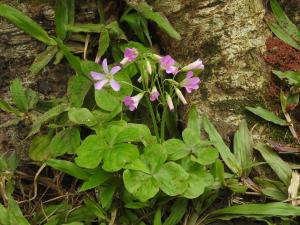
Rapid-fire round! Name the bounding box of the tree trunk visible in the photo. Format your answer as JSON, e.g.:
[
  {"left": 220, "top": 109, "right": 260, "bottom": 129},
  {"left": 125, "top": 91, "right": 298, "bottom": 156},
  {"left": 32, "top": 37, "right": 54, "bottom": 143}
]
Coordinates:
[{"left": 153, "top": 0, "right": 273, "bottom": 140}]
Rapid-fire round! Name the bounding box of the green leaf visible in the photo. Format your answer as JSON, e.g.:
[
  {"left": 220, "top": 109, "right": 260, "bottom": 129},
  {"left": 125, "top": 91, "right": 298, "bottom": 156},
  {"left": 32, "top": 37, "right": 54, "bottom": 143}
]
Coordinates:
[
  {"left": 102, "top": 143, "right": 139, "bottom": 172},
  {"left": 55, "top": 38, "right": 84, "bottom": 76},
  {"left": 79, "top": 170, "right": 111, "bottom": 192},
  {"left": 7, "top": 196, "right": 31, "bottom": 225},
  {"left": 75, "top": 135, "right": 107, "bottom": 169},
  {"left": 233, "top": 120, "right": 253, "bottom": 177},
  {"left": 163, "top": 199, "right": 188, "bottom": 225},
  {"left": 29, "top": 104, "right": 67, "bottom": 137},
  {"left": 187, "top": 106, "right": 201, "bottom": 137},
  {"left": 97, "top": 28, "right": 110, "bottom": 57},
  {"left": 254, "top": 143, "right": 292, "bottom": 185},
  {"left": 106, "top": 21, "right": 127, "bottom": 40},
  {"left": 67, "top": 75, "right": 92, "bottom": 107},
  {"left": 270, "top": 0, "right": 300, "bottom": 44},
  {"left": 0, "top": 99, "right": 18, "bottom": 114},
  {"left": 0, "top": 4, "right": 55, "bottom": 45},
  {"left": 127, "top": 1, "right": 181, "bottom": 40},
  {"left": 143, "top": 144, "right": 167, "bottom": 173},
  {"left": 55, "top": 0, "right": 75, "bottom": 39},
  {"left": 209, "top": 202, "right": 300, "bottom": 218},
  {"left": 0, "top": 204, "right": 8, "bottom": 225},
  {"left": 29, "top": 134, "right": 52, "bottom": 161},
  {"left": 121, "top": 12, "right": 150, "bottom": 45},
  {"left": 164, "top": 139, "right": 189, "bottom": 161},
  {"left": 273, "top": 70, "right": 300, "bottom": 86},
  {"left": 202, "top": 115, "right": 242, "bottom": 176},
  {"left": 29, "top": 45, "right": 58, "bottom": 76},
  {"left": 25, "top": 88, "right": 39, "bottom": 110},
  {"left": 10, "top": 79, "right": 28, "bottom": 112},
  {"left": 182, "top": 160, "right": 214, "bottom": 199},
  {"left": 123, "top": 169, "right": 159, "bottom": 202},
  {"left": 48, "top": 127, "right": 81, "bottom": 156},
  {"left": 99, "top": 185, "right": 116, "bottom": 209},
  {"left": 84, "top": 198, "right": 107, "bottom": 220},
  {"left": 154, "top": 162, "right": 189, "bottom": 196},
  {"left": 266, "top": 20, "right": 300, "bottom": 50},
  {"left": 246, "top": 106, "right": 287, "bottom": 126},
  {"left": 226, "top": 179, "right": 247, "bottom": 193},
  {"left": 65, "top": 23, "right": 105, "bottom": 33},
  {"left": 154, "top": 207, "right": 162, "bottom": 225},
  {"left": 68, "top": 108, "right": 98, "bottom": 127},
  {"left": 46, "top": 159, "right": 90, "bottom": 180},
  {"left": 192, "top": 147, "right": 219, "bottom": 166},
  {"left": 109, "top": 123, "right": 154, "bottom": 145}
]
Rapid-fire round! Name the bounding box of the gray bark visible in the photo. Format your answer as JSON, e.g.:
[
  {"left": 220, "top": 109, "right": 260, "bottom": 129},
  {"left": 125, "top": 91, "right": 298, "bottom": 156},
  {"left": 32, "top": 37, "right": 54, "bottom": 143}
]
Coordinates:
[{"left": 154, "top": 0, "right": 272, "bottom": 139}]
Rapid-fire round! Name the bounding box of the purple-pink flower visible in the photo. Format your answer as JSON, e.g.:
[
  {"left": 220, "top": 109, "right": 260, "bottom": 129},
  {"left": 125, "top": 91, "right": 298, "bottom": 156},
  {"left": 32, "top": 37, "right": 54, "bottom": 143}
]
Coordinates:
[
  {"left": 181, "top": 71, "right": 201, "bottom": 93},
  {"left": 91, "top": 58, "right": 121, "bottom": 91},
  {"left": 150, "top": 86, "right": 160, "bottom": 102},
  {"left": 160, "top": 55, "right": 178, "bottom": 75},
  {"left": 124, "top": 93, "right": 144, "bottom": 111},
  {"left": 182, "top": 59, "right": 204, "bottom": 71},
  {"left": 166, "top": 93, "right": 174, "bottom": 112},
  {"left": 120, "top": 48, "right": 139, "bottom": 65}
]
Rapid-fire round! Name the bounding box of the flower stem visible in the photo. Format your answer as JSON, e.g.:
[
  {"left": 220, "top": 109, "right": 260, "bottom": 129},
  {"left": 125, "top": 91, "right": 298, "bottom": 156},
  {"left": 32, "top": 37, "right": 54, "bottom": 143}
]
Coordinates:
[
  {"left": 160, "top": 104, "right": 167, "bottom": 143},
  {"left": 146, "top": 97, "right": 160, "bottom": 143}
]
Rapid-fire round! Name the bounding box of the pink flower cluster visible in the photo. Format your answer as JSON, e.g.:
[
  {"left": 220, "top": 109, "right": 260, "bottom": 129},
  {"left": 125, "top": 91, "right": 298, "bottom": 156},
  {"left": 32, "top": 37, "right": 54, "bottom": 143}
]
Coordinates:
[{"left": 90, "top": 48, "right": 204, "bottom": 112}]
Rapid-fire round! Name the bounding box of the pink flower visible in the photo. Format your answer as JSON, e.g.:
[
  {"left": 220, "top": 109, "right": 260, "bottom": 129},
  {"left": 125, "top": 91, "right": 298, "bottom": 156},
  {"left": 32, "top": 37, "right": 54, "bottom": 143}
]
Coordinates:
[
  {"left": 150, "top": 86, "right": 160, "bottom": 102},
  {"left": 175, "top": 88, "right": 187, "bottom": 105},
  {"left": 120, "top": 48, "right": 139, "bottom": 65},
  {"left": 181, "top": 71, "right": 201, "bottom": 93},
  {"left": 90, "top": 58, "right": 121, "bottom": 91},
  {"left": 182, "top": 59, "right": 204, "bottom": 71},
  {"left": 160, "top": 55, "right": 179, "bottom": 75},
  {"left": 124, "top": 93, "right": 144, "bottom": 111},
  {"left": 166, "top": 93, "right": 174, "bottom": 112}
]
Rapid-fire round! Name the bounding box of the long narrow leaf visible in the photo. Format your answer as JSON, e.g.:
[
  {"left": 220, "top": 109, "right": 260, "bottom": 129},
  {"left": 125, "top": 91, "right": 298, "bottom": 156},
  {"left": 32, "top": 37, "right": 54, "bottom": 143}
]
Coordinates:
[
  {"left": 233, "top": 120, "right": 253, "bottom": 177},
  {"left": 10, "top": 79, "right": 28, "bottom": 112},
  {"left": 273, "top": 70, "right": 300, "bottom": 86},
  {"left": 126, "top": 1, "right": 181, "bottom": 40},
  {"left": 246, "top": 106, "right": 287, "bottom": 126},
  {"left": 270, "top": 0, "right": 300, "bottom": 43},
  {"left": 0, "top": 4, "right": 55, "bottom": 45},
  {"left": 210, "top": 202, "right": 300, "bottom": 217},
  {"left": 29, "top": 46, "right": 57, "bottom": 76},
  {"left": 266, "top": 20, "right": 300, "bottom": 50},
  {"left": 202, "top": 115, "right": 242, "bottom": 176},
  {"left": 255, "top": 143, "right": 292, "bottom": 185},
  {"left": 46, "top": 159, "right": 90, "bottom": 180},
  {"left": 55, "top": 38, "right": 84, "bottom": 76}
]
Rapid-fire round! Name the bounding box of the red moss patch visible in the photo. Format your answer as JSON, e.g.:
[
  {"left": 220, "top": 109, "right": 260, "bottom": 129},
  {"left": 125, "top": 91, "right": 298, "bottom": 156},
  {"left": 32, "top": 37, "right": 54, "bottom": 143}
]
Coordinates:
[{"left": 264, "top": 37, "right": 300, "bottom": 72}]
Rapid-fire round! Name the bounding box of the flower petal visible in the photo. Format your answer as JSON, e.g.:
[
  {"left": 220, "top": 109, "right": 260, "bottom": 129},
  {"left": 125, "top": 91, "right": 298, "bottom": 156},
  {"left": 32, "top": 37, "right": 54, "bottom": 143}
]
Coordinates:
[
  {"left": 110, "top": 79, "right": 120, "bottom": 91},
  {"left": 102, "top": 58, "right": 109, "bottom": 74},
  {"left": 110, "top": 66, "right": 121, "bottom": 75},
  {"left": 95, "top": 79, "right": 109, "bottom": 90},
  {"left": 90, "top": 71, "right": 105, "bottom": 81}
]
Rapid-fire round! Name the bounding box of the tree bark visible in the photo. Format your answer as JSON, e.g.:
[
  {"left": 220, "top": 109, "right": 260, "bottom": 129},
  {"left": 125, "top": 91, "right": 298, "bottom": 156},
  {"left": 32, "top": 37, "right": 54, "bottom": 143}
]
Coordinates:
[{"left": 153, "top": 0, "right": 273, "bottom": 140}]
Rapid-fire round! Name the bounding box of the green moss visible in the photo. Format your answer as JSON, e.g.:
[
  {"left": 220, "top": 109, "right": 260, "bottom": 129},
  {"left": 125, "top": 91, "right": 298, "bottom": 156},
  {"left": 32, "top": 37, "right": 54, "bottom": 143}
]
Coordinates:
[
  {"left": 199, "top": 83, "right": 208, "bottom": 100},
  {"left": 214, "top": 99, "right": 261, "bottom": 114}
]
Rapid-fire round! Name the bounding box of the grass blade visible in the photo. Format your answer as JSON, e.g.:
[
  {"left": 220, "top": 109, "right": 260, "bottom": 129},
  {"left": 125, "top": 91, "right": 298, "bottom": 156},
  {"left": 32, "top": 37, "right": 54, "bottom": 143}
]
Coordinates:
[
  {"left": 246, "top": 106, "right": 287, "bottom": 126},
  {"left": 202, "top": 114, "right": 242, "bottom": 176},
  {"left": 255, "top": 143, "right": 292, "bottom": 185},
  {"left": 266, "top": 20, "right": 300, "bottom": 50},
  {"left": 29, "top": 46, "right": 57, "bottom": 76},
  {"left": 126, "top": 1, "right": 181, "bottom": 40},
  {"left": 270, "top": 0, "right": 300, "bottom": 43},
  {"left": 233, "top": 120, "right": 253, "bottom": 177},
  {"left": 0, "top": 4, "right": 55, "bottom": 45}
]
